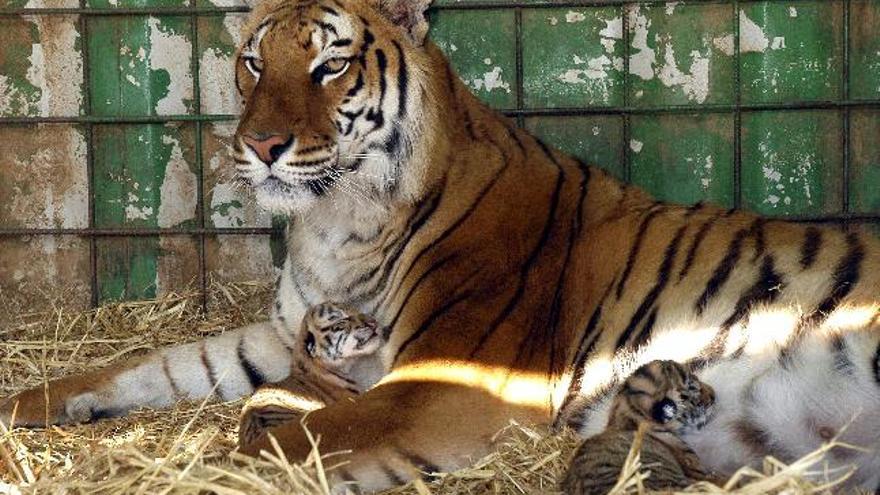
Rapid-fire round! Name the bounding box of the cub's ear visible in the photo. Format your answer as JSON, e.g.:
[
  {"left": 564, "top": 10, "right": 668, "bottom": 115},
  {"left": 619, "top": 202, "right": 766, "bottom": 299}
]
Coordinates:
[{"left": 371, "top": 0, "right": 434, "bottom": 46}]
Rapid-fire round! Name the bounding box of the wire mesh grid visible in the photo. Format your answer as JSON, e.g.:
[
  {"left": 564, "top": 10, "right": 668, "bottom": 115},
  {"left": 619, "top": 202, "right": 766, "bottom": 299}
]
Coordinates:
[{"left": 1, "top": 0, "right": 878, "bottom": 313}]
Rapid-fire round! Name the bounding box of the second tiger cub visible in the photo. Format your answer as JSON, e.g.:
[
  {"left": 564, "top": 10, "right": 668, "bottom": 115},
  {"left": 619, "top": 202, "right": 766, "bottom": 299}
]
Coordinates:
[{"left": 562, "top": 360, "right": 719, "bottom": 494}]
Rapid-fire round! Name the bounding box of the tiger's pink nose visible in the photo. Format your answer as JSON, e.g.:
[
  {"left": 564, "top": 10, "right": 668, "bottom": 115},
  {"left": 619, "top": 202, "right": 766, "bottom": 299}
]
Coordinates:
[{"left": 242, "top": 134, "right": 292, "bottom": 165}]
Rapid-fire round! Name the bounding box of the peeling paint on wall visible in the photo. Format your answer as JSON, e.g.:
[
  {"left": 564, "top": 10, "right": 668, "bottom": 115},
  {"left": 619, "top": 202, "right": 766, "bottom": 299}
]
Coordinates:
[
  {"left": 148, "top": 17, "right": 194, "bottom": 115},
  {"left": 627, "top": 6, "right": 656, "bottom": 81},
  {"left": 0, "top": 15, "right": 83, "bottom": 117},
  {"left": 656, "top": 43, "right": 710, "bottom": 103},
  {"left": 740, "top": 11, "right": 770, "bottom": 53},
  {"left": 522, "top": 8, "right": 624, "bottom": 108},
  {"left": 0, "top": 125, "right": 88, "bottom": 228},
  {"left": 758, "top": 138, "right": 814, "bottom": 209},
  {"left": 470, "top": 64, "right": 511, "bottom": 95},
  {"left": 158, "top": 134, "right": 198, "bottom": 228},
  {"left": 204, "top": 122, "right": 271, "bottom": 229},
  {"left": 199, "top": 14, "right": 247, "bottom": 114}
]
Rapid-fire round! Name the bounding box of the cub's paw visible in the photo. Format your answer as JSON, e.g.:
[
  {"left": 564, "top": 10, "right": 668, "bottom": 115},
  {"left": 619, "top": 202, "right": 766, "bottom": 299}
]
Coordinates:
[{"left": 239, "top": 404, "right": 303, "bottom": 447}]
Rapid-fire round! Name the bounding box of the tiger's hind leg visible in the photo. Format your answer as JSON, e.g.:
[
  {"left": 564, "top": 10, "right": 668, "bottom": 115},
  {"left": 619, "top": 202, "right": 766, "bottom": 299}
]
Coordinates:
[{"left": 238, "top": 379, "right": 543, "bottom": 493}]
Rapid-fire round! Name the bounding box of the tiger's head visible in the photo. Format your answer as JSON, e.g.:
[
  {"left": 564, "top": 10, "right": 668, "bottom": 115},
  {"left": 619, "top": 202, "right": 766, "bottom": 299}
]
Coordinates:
[
  {"left": 611, "top": 360, "right": 717, "bottom": 435},
  {"left": 234, "top": 0, "right": 444, "bottom": 215},
  {"left": 300, "top": 302, "right": 384, "bottom": 369}
]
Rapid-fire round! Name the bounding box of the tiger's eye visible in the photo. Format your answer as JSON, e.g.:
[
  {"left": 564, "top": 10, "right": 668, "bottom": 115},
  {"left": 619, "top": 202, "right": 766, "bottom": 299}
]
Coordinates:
[
  {"left": 323, "top": 58, "right": 348, "bottom": 72},
  {"left": 244, "top": 57, "right": 264, "bottom": 76}
]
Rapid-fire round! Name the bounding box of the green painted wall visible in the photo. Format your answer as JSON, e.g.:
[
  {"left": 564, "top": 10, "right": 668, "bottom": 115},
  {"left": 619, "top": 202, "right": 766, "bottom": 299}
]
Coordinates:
[{"left": 1, "top": 0, "right": 879, "bottom": 305}]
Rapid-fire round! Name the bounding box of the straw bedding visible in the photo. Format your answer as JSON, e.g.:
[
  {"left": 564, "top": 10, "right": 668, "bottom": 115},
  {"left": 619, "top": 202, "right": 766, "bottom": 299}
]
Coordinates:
[{"left": 0, "top": 283, "right": 854, "bottom": 494}]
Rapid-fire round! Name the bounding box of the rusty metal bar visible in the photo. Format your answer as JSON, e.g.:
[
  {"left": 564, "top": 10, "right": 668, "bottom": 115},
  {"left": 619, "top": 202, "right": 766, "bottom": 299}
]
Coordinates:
[
  {"left": 0, "top": 228, "right": 279, "bottom": 236},
  {"left": 0, "top": 0, "right": 833, "bottom": 17},
  {"left": 621, "top": 3, "right": 631, "bottom": 184},
  {"left": 842, "top": 0, "right": 851, "bottom": 215},
  {"left": 3, "top": 99, "right": 880, "bottom": 126}
]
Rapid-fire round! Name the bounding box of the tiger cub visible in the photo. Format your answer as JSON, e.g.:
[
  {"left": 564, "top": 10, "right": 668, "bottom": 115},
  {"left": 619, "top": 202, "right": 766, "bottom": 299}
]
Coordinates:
[
  {"left": 239, "top": 302, "right": 387, "bottom": 445},
  {"left": 562, "top": 361, "right": 718, "bottom": 495}
]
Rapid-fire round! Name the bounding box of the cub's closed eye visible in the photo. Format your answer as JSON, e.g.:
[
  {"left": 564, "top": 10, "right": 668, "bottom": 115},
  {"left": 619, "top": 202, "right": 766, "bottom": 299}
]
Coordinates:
[
  {"left": 651, "top": 398, "right": 677, "bottom": 423},
  {"left": 244, "top": 57, "right": 264, "bottom": 77},
  {"left": 305, "top": 333, "right": 317, "bottom": 357},
  {"left": 312, "top": 58, "right": 350, "bottom": 84}
]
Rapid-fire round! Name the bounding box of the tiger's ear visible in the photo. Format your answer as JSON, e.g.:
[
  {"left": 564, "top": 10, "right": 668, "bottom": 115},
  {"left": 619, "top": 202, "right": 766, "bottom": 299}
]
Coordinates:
[{"left": 371, "top": 0, "right": 434, "bottom": 46}]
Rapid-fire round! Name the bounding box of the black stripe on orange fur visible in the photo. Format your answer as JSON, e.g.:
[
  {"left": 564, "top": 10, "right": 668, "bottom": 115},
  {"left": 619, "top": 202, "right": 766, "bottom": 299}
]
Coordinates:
[
  {"left": 799, "top": 227, "right": 822, "bottom": 269},
  {"left": 616, "top": 205, "right": 664, "bottom": 300}
]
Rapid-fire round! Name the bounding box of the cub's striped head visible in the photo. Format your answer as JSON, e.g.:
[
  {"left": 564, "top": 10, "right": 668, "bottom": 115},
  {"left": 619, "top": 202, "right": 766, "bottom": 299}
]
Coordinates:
[
  {"left": 610, "top": 360, "right": 716, "bottom": 435},
  {"left": 300, "top": 302, "right": 383, "bottom": 369},
  {"left": 234, "top": 0, "right": 437, "bottom": 214}
]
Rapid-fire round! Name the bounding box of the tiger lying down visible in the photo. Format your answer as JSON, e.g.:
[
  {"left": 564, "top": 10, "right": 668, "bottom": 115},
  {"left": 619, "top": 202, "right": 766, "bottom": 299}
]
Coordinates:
[{"left": 3, "top": 0, "right": 880, "bottom": 492}]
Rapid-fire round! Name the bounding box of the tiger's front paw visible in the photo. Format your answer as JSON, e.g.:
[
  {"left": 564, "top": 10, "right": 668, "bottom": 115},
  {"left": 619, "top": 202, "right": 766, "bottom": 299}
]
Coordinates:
[{"left": 1, "top": 379, "right": 105, "bottom": 428}]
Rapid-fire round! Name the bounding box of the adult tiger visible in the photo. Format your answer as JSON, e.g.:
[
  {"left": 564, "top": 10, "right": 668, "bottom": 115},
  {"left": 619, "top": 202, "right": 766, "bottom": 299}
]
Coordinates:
[{"left": 3, "top": 0, "right": 880, "bottom": 492}]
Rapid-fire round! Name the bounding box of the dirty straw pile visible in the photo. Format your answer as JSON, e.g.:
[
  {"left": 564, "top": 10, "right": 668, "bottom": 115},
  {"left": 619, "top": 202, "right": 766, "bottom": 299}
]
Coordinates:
[{"left": 0, "top": 283, "right": 854, "bottom": 494}]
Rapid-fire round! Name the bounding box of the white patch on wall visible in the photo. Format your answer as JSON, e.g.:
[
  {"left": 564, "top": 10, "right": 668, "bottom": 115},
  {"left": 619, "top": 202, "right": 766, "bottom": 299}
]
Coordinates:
[
  {"left": 600, "top": 17, "right": 623, "bottom": 40},
  {"left": 713, "top": 34, "right": 735, "bottom": 57},
  {"left": 125, "top": 201, "right": 154, "bottom": 221},
  {"left": 657, "top": 44, "right": 711, "bottom": 104},
  {"left": 205, "top": 0, "right": 247, "bottom": 7},
  {"left": 471, "top": 66, "right": 511, "bottom": 94},
  {"left": 758, "top": 136, "right": 815, "bottom": 209},
  {"left": 3, "top": 16, "right": 84, "bottom": 117},
  {"left": 599, "top": 16, "right": 623, "bottom": 54},
  {"left": 740, "top": 11, "right": 769, "bottom": 53},
  {"left": 24, "top": 0, "right": 78, "bottom": 8},
  {"left": 688, "top": 154, "right": 715, "bottom": 190},
  {"left": 36, "top": 16, "right": 82, "bottom": 116},
  {"left": 665, "top": 2, "right": 680, "bottom": 15},
  {"left": 789, "top": 7, "right": 798, "bottom": 18},
  {"left": 771, "top": 37, "right": 786, "bottom": 50},
  {"left": 627, "top": 6, "right": 656, "bottom": 80},
  {"left": 59, "top": 130, "right": 89, "bottom": 229},
  {"left": 558, "top": 53, "right": 623, "bottom": 96},
  {"left": 223, "top": 14, "right": 245, "bottom": 48},
  {"left": 210, "top": 183, "right": 246, "bottom": 228},
  {"left": 158, "top": 133, "right": 198, "bottom": 228},
  {"left": 25, "top": 41, "right": 46, "bottom": 112},
  {"left": 148, "top": 17, "right": 194, "bottom": 115},
  {"left": 630, "top": 139, "right": 644, "bottom": 153},
  {"left": 200, "top": 48, "right": 241, "bottom": 114},
  {"left": 565, "top": 11, "right": 587, "bottom": 23}
]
